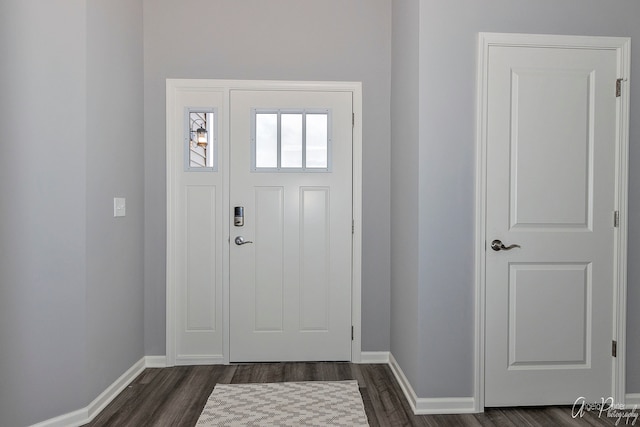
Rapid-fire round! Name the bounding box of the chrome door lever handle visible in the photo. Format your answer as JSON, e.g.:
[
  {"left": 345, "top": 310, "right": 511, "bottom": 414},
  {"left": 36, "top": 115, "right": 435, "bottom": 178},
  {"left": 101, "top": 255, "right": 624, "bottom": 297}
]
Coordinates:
[
  {"left": 491, "top": 239, "right": 520, "bottom": 251},
  {"left": 234, "top": 236, "right": 253, "bottom": 245}
]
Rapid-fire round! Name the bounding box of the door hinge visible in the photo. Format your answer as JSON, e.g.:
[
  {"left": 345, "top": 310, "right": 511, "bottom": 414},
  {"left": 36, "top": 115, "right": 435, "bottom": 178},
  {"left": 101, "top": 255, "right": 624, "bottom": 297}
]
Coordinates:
[
  {"left": 616, "top": 78, "right": 624, "bottom": 97},
  {"left": 351, "top": 326, "right": 354, "bottom": 341},
  {"left": 612, "top": 340, "right": 617, "bottom": 357},
  {"left": 352, "top": 219, "right": 355, "bottom": 234},
  {"left": 352, "top": 113, "right": 355, "bottom": 128},
  {"left": 614, "top": 210, "right": 619, "bottom": 228}
]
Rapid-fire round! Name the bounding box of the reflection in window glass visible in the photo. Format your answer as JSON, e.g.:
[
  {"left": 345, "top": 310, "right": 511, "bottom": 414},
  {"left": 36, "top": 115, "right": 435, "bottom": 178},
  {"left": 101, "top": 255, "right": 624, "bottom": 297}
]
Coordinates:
[
  {"left": 305, "top": 114, "right": 328, "bottom": 168},
  {"left": 188, "top": 111, "right": 215, "bottom": 169},
  {"left": 281, "top": 114, "right": 303, "bottom": 168},
  {"left": 256, "top": 113, "right": 278, "bottom": 168}
]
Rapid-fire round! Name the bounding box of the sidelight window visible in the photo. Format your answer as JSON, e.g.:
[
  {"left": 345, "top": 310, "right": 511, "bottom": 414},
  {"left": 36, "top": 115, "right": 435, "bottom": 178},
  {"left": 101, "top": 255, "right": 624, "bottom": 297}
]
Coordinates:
[{"left": 185, "top": 108, "right": 217, "bottom": 171}]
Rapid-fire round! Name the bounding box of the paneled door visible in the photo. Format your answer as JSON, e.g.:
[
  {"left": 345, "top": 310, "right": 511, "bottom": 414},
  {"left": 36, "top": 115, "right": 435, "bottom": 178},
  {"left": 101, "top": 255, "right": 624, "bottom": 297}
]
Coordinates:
[
  {"left": 167, "top": 87, "right": 225, "bottom": 365},
  {"left": 229, "top": 90, "right": 353, "bottom": 362},
  {"left": 483, "top": 38, "right": 628, "bottom": 405}
]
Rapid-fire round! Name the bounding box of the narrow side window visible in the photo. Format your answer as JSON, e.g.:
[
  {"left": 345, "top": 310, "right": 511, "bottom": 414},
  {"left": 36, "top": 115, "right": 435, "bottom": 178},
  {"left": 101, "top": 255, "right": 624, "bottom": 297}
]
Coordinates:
[{"left": 185, "top": 108, "right": 217, "bottom": 171}]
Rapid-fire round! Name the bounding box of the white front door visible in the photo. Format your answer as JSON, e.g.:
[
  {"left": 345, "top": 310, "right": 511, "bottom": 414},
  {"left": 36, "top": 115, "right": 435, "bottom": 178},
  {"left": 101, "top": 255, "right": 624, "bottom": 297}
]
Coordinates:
[
  {"left": 229, "top": 90, "right": 353, "bottom": 362},
  {"left": 483, "top": 40, "right": 625, "bottom": 405}
]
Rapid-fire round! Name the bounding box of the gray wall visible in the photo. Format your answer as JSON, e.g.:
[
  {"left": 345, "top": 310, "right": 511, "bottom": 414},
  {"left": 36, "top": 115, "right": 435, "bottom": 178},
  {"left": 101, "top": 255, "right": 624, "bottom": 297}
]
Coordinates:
[
  {"left": 389, "top": 0, "right": 640, "bottom": 398},
  {"left": 0, "top": 2, "right": 88, "bottom": 425},
  {"left": 143, "top": 0, "right": 392, "bottom": 355},
  {"left": 86, "top": 0, "right": 145, "bottom": 400},
  {"left": 390, "top": 0, "right": 421, "bottom": 394},
  {"left": 0, "top": 0, "right": 144, "bottom": 425}
]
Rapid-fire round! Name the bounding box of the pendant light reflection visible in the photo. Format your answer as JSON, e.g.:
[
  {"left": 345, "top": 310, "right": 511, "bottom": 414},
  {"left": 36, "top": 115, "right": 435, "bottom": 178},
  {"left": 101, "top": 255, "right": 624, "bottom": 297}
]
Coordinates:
[
  {"left": 196, "top": 127, "right": 208, "bottom": 147},
  {"left": 189, "top": 111, "right": 209, "bottom": 149}
]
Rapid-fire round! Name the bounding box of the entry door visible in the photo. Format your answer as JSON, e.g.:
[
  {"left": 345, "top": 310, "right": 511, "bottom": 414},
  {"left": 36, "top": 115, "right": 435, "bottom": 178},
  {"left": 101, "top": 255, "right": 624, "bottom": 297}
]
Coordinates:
[
  {"left": 229, "top": 90, "right": 353, "bottom": 362},
  {"left": 484, "top": 42, "right": 622, "bottom": 405}
]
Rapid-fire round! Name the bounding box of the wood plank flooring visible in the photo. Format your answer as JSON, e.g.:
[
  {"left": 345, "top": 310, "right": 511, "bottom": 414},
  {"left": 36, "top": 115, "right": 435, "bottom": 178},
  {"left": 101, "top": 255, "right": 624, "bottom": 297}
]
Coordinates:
[{"left": 85, "top": 363, "right": 624, "bottom": 426}]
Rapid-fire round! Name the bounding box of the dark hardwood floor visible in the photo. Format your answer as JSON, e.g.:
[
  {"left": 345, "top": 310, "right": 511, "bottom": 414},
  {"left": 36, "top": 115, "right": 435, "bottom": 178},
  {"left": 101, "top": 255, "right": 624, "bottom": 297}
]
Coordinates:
[{"left": 85, "top": 363, "right": 624, "bottom": 426}]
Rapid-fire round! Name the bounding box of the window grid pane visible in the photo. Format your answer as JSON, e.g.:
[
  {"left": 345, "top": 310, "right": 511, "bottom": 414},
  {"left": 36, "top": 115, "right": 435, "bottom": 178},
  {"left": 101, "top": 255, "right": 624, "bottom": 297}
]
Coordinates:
[
  {"left": 255, "top": 113, "right": 278, "bottom": 168},
  {"left": 281, "top": 114, "right": 303, "bottom": 168},
  {"left": 253, "top": 110, "right": 329, "bottom": 171},
  {"left": 305, "top": 114, "right": 328, "bottom": 168}
]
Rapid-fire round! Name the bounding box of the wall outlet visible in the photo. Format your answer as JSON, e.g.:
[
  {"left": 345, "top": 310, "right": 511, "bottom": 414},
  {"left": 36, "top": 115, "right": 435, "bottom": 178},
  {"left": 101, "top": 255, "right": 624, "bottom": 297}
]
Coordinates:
[{"left": 113, "top": 197, "right": 126, "bottom": 217}]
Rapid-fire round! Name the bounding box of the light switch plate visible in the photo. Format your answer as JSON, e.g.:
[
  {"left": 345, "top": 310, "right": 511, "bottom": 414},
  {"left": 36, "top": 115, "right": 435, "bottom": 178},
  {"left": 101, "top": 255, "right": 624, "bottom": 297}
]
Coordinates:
[{"left": 114, "top": 197, "right": 126, "bottom": 217}]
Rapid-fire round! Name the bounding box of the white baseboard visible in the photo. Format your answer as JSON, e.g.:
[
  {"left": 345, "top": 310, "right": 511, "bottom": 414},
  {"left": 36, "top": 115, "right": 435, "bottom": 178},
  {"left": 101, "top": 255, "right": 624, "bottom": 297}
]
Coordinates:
[
  {"left": 29, "top": 408, "right": 87, "bottom": 427},
  {"left": 360, "top": 351, "right": 390, "bottom": 364},
  {"left": 414, "top": 396, "right": 476, "bottom": 414},
  {"left": 33, "top": 351, "right": 484, "bottom": 425},
  {"left": 86, "top": 358, "right": 146, "bottom": 422},
  {"left": 626, "top": 393, "right": 640, "bottom": 408},
  {"left": 388, "top": 353, "right": 476, "bottom": 415},
  {"left": 30, "top": 357, "right": 148, "bottom": 427},
  {"left": 175, "top": 355, "right": 225, "bottom": 365},
  {"left": 145, "top": 355, "right": 167, "bottom": 368}
]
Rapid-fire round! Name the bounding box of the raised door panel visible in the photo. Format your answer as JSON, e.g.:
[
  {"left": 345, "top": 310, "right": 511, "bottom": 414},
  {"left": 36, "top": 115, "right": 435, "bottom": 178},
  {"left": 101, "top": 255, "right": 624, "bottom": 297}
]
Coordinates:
[{"left": 510, "top": 68, "right": 593, "bottom": 230}]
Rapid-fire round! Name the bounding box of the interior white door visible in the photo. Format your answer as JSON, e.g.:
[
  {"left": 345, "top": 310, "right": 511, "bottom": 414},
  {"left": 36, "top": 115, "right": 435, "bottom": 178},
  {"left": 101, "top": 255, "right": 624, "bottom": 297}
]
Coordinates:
[
  {"left": 229, "top": 90, "right": 353, "bottom": 362},
  {"left": 484, "top": 44, "right": 620, "bottom": 405}
]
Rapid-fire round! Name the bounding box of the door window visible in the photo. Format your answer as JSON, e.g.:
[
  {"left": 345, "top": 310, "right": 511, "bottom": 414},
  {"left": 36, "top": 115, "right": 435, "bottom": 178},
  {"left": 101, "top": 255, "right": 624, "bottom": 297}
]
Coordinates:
[{"left": 252, "top": 109, "right": 330, "bottom": 172}]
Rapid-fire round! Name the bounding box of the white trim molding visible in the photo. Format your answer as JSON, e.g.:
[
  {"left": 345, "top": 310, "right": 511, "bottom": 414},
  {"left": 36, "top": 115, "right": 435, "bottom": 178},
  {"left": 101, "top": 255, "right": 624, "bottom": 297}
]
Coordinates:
[
  {"left": 626, "top": 394, "right": 640, "bottom": 409},
  {"left": 30, "top": 357, "right": 147, "bottom": 427},
  {"left": 175, "top": 355, "right": 225, "bottom": 366},
  {"left": 29, "top": 409, "right": 87, "bottom": 427},
  {"left": 360, "top": 351, "right": 390, "bottom": 364},
  {"left": 32, "top": 352, "right": 483, "bottom": 425},
  {"left": 389, "top": 354, "right": 476, "bottom": 415},
  {"left": 474, "top": 32, "right": 630, "bottom": 411},
  {"left": 145, "top": 355, "right": 167, "bottom": 368},
  {"left": 86, "top": 358, "right": 146, "bottom": 422}
]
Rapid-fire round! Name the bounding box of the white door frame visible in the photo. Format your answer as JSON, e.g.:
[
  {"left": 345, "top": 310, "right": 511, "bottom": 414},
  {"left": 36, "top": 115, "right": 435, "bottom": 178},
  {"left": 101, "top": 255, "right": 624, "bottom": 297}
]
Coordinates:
[
  {"left": 166, "top": 79, "right": 363, "bottom": 365},
  {"left": 473, "top": 33, "right": 630, "bottom": 411}
]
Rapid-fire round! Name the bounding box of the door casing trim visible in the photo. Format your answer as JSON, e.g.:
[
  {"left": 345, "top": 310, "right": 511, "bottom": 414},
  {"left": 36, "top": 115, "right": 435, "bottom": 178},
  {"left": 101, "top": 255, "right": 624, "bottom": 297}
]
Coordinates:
[
  {"left": 474, "top": 33, "right": 630, "bottom": 411},
  {"left": 166, "top": 79, "right": 363, "bottom": 365}
]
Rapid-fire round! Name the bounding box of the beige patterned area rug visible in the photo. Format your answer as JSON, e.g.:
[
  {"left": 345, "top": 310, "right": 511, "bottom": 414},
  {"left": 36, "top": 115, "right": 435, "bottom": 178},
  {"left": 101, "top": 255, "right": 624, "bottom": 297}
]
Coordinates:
[{"left": 196, "top": 380, "right": 369, "bottom": 426}]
